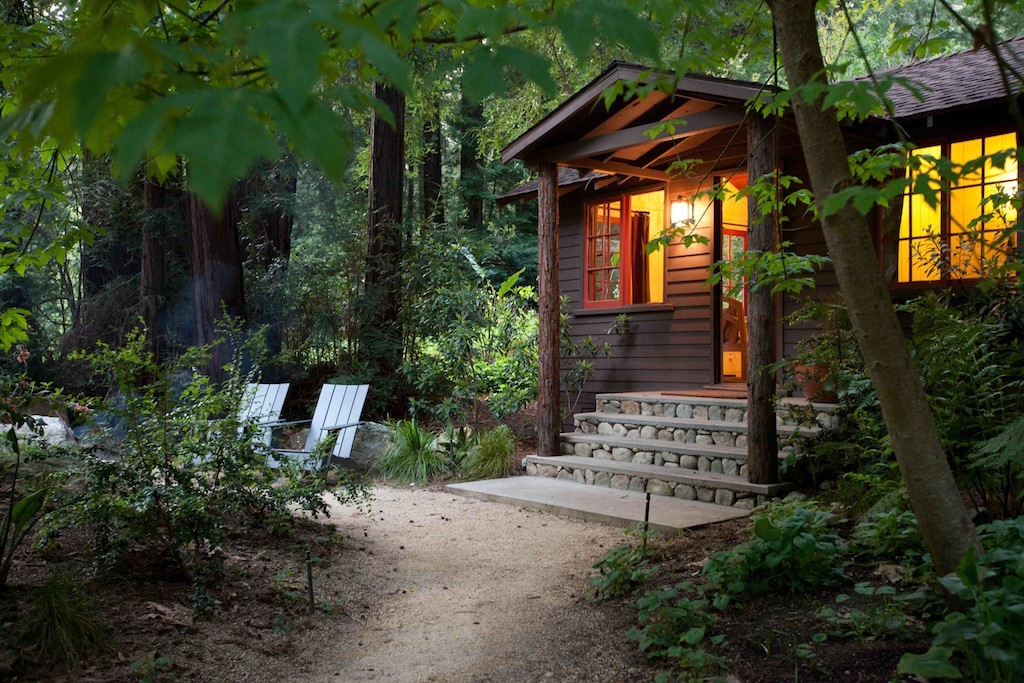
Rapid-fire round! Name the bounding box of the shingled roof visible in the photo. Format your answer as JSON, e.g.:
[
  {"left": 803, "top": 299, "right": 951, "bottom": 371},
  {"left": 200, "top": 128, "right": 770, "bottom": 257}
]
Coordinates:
[
  {"left": 872, "top": 36, "right": 1024, "bottom": 120},
  {"left": 497, "top": 167, "right": 608, "bottom": 205},
  {"left": 498, "top": 37, "right": 1023, "bottom": 202}
]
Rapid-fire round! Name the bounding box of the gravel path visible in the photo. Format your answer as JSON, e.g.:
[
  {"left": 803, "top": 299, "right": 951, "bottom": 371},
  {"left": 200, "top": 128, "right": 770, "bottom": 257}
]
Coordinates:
[{"left": 309, "top": 483, "right": 654, "bottom": 682}]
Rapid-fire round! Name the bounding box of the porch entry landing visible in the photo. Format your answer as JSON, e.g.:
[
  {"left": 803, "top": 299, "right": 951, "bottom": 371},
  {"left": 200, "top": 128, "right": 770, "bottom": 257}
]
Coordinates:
[{"left": 449, "top": 390, "right": 837, "bottom": 532}]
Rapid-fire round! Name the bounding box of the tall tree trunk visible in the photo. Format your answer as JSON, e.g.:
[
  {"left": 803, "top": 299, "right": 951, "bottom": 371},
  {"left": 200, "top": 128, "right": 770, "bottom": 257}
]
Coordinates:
[
  {"left": 537, "top": 163, "right": 560, "bottom": 456},
  {"left": 186, "top": 191, "right": 245, "bottom": 379},
  {"left": 459, "top": 93, "right": 485, "bottom": 231},
  {"left": 746, "top": 115, "right": 780, "bottom": 484},
  {"left": 141, "top": 172, "right": 185, "bottom": 357},
  {"left": 768, "top": 0, "right": 980, "bottom": 575},
  {"left": 422, "top": 115, "right": 444, "bottom": 226},
  {"left": 362, "top": 81, "right": 406, "bottom": 410},
  {"left": 238, "top": 157, "right": 296, "bottom": 365}
]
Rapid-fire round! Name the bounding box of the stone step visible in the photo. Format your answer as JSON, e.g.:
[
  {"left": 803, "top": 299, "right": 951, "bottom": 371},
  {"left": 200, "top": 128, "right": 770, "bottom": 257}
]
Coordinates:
[
  {"left": 446, "top": 476, "right": 749, "bottom": 533},
  {"left": 570, "top": 413, "right": 819, "bottom": 451},
  {"left": 575, "top": 412, "right": 821, "bottom": 436},
  {"left": 595, "top": 392, "right": 839, "bottom": 429},
  {"left": 560, "top": 432, "right": 751, "bottom": 474},
  {"left": 525, "top": 455, "right": 793, "bottom": 510}
]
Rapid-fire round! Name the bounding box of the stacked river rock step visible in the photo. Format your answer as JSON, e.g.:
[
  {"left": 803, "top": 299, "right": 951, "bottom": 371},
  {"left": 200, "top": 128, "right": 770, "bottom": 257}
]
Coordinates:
[{"left": 523, "top": 392, "right": 838, "bottom": 509}]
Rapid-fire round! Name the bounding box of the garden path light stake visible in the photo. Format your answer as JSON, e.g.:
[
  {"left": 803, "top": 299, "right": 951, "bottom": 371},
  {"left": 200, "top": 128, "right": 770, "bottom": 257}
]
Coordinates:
[
  {"left": 306, "top": 551, "right": 315, "bottom": 613},
  {"left": 643, "top": 493, "right": 651, "bottom": 552}
]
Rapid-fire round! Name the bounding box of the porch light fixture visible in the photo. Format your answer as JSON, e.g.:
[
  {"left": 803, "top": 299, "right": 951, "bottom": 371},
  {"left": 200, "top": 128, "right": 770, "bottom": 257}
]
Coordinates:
[{"left": 670, "top": 195, "right": 692, "bottom": 226}]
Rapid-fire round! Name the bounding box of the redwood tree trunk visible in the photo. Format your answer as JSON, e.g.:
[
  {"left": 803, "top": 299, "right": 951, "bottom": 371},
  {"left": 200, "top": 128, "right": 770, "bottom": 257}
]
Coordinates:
[
  {"left": 746, "top": 115, "right": 780, "bottom": 484},
  {"left": 459, "top": 93, "right": 485, "bottom": 230},
  {"left": 141, "top": 173, "right": 185, "bottom": 357},
  {"left": 239, "top": 157, "right": 296, "bottom": 364},
  {"left": 536, "top": 163, "right": 560, "bottom": 457},
  {"left": 769, "top": 0, "right": 980, "bottom": 574},
  {"left": 187, "top": 191, "right": 245, "bottom": 378},
  {"left": 422, "top": 115, "right": 444, "bottom": 226},
  {"left": 362, "top": 81, "right": 406, "bottom": 409}
]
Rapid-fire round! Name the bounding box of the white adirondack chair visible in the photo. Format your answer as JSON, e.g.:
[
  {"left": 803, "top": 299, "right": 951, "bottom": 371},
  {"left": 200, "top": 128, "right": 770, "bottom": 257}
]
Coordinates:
[
  {"left": 239, "top": 383, "right": 290, "bottom": 446},
  {"left": 268, "top": 384, "right": 368, "bottom": 470}
]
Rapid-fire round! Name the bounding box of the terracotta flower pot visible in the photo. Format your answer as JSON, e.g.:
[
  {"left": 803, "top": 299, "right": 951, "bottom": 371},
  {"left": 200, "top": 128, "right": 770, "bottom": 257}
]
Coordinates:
[{"left": 792, "top": 363, "right": 838, "bottom": 403}]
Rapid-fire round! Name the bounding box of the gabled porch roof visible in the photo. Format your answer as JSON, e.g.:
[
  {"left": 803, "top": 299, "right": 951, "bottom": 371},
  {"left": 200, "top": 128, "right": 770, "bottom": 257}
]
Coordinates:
[{"left": 500, "top": 61, "right": 767, "bottom": 181}]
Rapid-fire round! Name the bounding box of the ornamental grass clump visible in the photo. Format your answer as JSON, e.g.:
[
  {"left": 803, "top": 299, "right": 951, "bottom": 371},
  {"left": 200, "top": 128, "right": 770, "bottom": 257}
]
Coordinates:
[
  {"left": 376, "top": 419, "right": 447, "bottom": 484},
  {"left": 20, "top": 572, "right": 111, "bottom": 668},
  {"left": 460, "top": 425, "right": 516, "bottom": 480}
]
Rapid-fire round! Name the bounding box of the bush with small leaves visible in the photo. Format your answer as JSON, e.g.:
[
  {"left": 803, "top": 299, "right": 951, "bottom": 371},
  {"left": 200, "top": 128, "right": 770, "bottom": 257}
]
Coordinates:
[{"left": 899, "top": 517, "right": 1024, "bottom": 681}]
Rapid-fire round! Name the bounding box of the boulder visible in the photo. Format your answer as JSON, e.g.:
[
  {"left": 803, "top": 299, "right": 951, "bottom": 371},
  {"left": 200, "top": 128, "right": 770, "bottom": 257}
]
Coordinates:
[{"left": 346, "top": 421, "right": 394, "bottom": 470}]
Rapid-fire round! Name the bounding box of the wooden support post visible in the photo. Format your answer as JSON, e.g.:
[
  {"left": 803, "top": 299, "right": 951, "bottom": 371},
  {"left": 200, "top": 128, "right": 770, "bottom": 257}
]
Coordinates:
[
  {"left": 746, "top": 115, "right": 780, "bottom": 485},
  {"left": 537, "top": 163, "right": 561, "bottom": 457}
]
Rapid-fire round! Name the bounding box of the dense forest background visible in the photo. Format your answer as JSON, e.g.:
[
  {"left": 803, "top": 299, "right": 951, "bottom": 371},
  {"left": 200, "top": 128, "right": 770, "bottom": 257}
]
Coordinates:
[{"left": 1, "top": 0, "right": 1020, "bottom": 423}]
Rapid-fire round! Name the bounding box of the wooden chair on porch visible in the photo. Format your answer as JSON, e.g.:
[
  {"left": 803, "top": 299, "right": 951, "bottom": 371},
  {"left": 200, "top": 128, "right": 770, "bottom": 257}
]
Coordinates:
[{"left": 267, "top": 384, "right": 369, "bottom": 470}]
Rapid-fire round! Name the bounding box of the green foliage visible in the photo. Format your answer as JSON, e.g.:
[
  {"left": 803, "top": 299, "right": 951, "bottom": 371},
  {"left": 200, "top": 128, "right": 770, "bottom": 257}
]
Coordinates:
[
  {"left": 460, "top": 425, "right": 516, "bottom": 480},
  {"left": 376, "top": 419, "right": 448, "bottom": 484},
  {"left": 405, "top": 257, "right": 539, "bottom": 422},
  {"left": 627, "top": 585, "right": 725, "bottom": 676},
  {"left": 42, "top": 330, "right": 366, "bottom": 585},
  {"left": 0, "top": 348, "right": 52, "bottom": 587},
  {"left": 906, "top": 293, "right": 1024, "bottom": 517},
  {"left": 816, "top": 584, "right": 917, "bottom": 641},
  {"left": 590, "top": 526, "right": 658, "bottom": 601},
  {"left": 852, "top": 504, "right": 926, "bottom": 566},
  {"left": 900, "top": 517, "right": 1024, "bottom": 681},
  {"left": 702, "top": 500, "right": 847, "bottom": 608},
  {"left": 19, "top": 572, "right": 111, "bottom": 668}
]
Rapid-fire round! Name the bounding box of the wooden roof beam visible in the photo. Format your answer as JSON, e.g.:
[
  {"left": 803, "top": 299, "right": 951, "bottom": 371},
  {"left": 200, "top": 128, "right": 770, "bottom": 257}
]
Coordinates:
[
  {"left": 525, "top": 106, "right": 745, "bottom": 164},
  {"left": 566, "top": 158, "right": 671, "bottom": 181}
]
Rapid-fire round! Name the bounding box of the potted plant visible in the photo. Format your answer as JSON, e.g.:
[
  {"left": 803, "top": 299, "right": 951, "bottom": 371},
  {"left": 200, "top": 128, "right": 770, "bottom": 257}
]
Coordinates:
[{"left": 787, "top": 297, "right": 859, "bottom": 403}]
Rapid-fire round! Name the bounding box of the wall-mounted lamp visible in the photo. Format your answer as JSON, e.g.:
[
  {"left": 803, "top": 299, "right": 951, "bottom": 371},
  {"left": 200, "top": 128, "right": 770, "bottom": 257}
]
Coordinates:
[{"left": 670, "top": 195, "right": 692, "bottom": 226}]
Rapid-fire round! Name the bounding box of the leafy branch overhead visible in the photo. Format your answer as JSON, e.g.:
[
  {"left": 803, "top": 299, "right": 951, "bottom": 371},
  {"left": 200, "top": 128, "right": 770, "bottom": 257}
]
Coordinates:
[{"left": 0, "top": 0, "right": 667, "bottom": 206}]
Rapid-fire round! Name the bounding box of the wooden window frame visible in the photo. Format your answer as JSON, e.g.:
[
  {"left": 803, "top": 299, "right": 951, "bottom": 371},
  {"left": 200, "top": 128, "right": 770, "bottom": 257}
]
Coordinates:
[
  {"left": 583, "top": 197, "right": 631, "bottom": 309},
  {"left": 877, "top": 130, "right": 1019, "bottom": 289},
  {"left": 582, "top": 189, "right": 669, "bottom": 310}
]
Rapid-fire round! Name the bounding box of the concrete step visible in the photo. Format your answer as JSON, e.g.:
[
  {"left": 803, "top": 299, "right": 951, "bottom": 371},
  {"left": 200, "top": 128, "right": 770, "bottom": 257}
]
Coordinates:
[
  {"left": 446, "top": 476, "right": 749, "bottom": 533},
  {"left": 525, "top": 455, "right": 793, "bottom": 510}
]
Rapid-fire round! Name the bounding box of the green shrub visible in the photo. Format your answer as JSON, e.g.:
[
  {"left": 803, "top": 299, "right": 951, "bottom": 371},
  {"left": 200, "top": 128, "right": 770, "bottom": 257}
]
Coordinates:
[
  {"left": 460, "top": 425, "right": 516, "bottom": 480},
  {"left": 702, "top": 500, "right": 847, "bottom": 608},
  {"left": 590, "top": 526, "right": 657, "bottom": 601},
  {"left": 906, "top": 294, "right": 1024, "bottom": 518},
  {"left": 42, "top": 330, "right": 370, "bottom": 584},
  {"left": 851, "top": 500, "right": 926, "bottom": 566},
  {"left": 20, "top": 572, "right": 111, "bottom": 667},
  {"left": 627, "top": 585, "right": 724, "bottom": 676},
  {"left": 376, "top": 419, "right": 447, "bottom": 484},
  {"left": 900, "top": 517, "right": 1024, "bottom": 681}
]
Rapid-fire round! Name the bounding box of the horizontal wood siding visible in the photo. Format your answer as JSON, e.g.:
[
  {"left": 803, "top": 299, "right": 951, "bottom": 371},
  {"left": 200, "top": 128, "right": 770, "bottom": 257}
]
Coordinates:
[
  {"left": 560, "top": 174, "right": 718, "bottom": 415},
  {"left": 777, "top": 144, "right": 836, "bottom": 360}
]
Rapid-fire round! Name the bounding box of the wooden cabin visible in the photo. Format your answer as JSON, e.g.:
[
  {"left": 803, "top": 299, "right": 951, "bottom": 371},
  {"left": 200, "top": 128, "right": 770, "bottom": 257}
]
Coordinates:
[{"left": 501, "top": 40, "right": 1023, "bottom": 445}]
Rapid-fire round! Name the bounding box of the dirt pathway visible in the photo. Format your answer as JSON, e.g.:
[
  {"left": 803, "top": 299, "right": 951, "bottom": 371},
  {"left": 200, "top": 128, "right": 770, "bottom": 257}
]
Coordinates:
[{"left": 310, "top": 484, "right": 653, "bottom": 682}]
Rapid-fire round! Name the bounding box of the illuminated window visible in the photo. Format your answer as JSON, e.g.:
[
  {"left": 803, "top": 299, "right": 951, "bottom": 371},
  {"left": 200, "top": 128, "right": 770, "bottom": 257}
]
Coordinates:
[
  {"left": 584, "top": 190, "right": 665, "bottom": 308},
  {"left": 886, "top": 133, "right": 1018, "bottom": 284}
]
